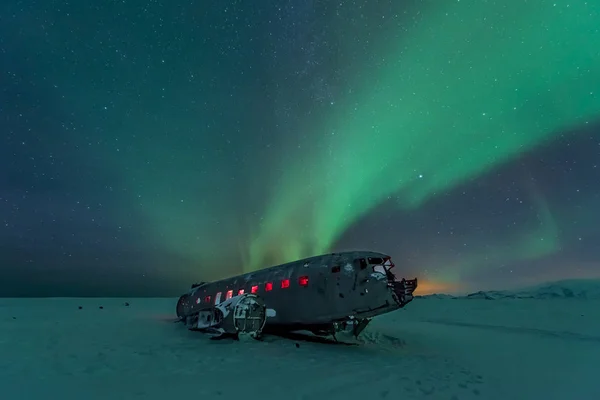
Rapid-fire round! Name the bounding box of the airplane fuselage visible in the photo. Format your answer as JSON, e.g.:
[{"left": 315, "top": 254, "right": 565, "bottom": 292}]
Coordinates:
[{"left": 176, "top": 251, "right": 417, "bottom": 338}]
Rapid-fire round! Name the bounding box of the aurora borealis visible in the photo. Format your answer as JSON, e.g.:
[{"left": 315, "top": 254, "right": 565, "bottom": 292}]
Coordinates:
[{"left": 1, "top": 0, "right": 599, "bottom": 296}]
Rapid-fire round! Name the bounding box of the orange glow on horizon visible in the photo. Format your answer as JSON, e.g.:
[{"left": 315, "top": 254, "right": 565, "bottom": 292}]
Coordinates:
[{"left": 412, "top": 280, "right": 463, "bottom": 295}]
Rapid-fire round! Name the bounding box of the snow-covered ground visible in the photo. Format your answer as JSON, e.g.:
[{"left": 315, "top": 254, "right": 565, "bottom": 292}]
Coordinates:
[{"left": 1, "top": 281, "right": 599, "bottom": 400}]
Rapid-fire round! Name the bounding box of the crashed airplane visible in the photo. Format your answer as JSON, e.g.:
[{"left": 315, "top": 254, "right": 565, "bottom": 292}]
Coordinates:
[{"left": 175, "top": 251, "right": 417, "bottom": 341}]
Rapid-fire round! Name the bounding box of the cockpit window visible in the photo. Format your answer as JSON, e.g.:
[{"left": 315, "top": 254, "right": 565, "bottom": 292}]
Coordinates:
[
  {"left": 373, "top": 264, "right": 387, "bottom": 275},
  {"left": 368, "top": 257, "right": 383, "bottom": 264},
  {"left": 371, "top": 258, "right": 396, "bottom": 280}
]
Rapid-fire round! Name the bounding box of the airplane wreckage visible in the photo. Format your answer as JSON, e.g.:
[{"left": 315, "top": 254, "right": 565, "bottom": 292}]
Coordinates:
[{"left": 176, "top": 251, "right": 418, "bottom": 341}]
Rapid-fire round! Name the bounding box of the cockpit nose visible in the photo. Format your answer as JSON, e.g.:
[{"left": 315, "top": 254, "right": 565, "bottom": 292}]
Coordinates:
[
  {"left": 369, "top": 256, "right": 418, "bottom": 307},
  {"left": 372, "top": 257, "right": 396, "bottom": 281},
  {"left": 372, "top": 258, "right": 391, "bottom": 272}
]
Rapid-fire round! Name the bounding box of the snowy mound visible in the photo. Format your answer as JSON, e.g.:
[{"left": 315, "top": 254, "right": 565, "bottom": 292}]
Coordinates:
[
  {"left": 464, "top": 290, "right": 510, "bottom": 300},
  {"left": 2, "top": 293, "right": 600, "bottom": 398},
  {"left": 464, "top": 279, "right": 600, "bottom": 300},
  {"left": 416, "top": 293, "right": 457, "bottom": 300}
]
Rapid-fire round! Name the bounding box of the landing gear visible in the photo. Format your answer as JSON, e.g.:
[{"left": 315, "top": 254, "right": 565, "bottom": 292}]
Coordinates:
[{"left": 331, "top": 317, "right": 371, "bottom": 342}]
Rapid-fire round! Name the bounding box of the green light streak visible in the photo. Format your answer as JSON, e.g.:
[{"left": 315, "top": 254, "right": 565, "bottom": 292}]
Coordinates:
[{"left": 249, "top": 1, "right": 600, "bottom": 270}]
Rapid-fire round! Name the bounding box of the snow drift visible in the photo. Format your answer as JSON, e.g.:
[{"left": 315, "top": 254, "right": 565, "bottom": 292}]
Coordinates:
[
  {"left": 418, "top": 279, "right": 600, "bottom": 300},
  {"left": 1, "top": 280, "right": 599, "bottom": 400}
]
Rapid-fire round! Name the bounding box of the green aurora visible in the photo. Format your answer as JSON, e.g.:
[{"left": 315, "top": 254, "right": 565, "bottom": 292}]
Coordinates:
[
  {"left": 3, "top": 0, "right": 600, "bottom": 295},
  {"left": 246, "top": 1, "right": 600, "bottom": 274},
  {"left": 45, "top": 0, "right": 599, "bottom": 286}
]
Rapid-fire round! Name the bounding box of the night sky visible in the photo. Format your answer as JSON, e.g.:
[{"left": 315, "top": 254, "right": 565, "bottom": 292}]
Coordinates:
[{"left": 1, "top": 1, "right": 599, "bottom": 297}]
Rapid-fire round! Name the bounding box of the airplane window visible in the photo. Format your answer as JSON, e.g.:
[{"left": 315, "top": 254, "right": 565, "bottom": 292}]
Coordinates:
[
  {"left": 251, "top": 285, "right": 259, "bottom": 293},
  {"left": 368, "top": 257, "right": 383, "bottom": 264},
  {"left": 226, "top": 290, "right": 233, "bottom": 299},
  {"left": 281, "top": 279, "right": 290, "bottom": 288},
  {"left": 358, "top": 258, "right": 368, "bottom": 269},
  {"left": 238, "top": 289, "right": 244, "bottom": 295},
  {"left": 265, "top": 282, "right": 273, "bottom": 291},
  {"left": 204, "top": 296, "right": 211, "bottom": 303},
  {"left": 331, "top": 266, "right": 341, "bottom": 273},
  {"left": 215, "top": 292, "right": 222, "bottom": 304},
  {"left": 299, "top": 276, "right": 309, "bottom": 286}
]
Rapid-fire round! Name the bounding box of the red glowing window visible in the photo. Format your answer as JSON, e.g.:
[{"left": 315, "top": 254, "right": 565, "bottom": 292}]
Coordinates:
[
  {"left": 281, "top": 279, "right": 290, "bottom": 289},
  {"left": 238, "top": 289, "right": 244, "bottom": 295},
  {"left": 265, "top": 282, "right": 273, "bottom": 291},
  {"left": 204, "top": 296, "right": 211, "bottom": 303},
  {"left": 299, "top": 276, "right": 309, "bottom": 286},
  {"left": 251, "top": 285, "right": 259, "bottom": 294},
  {"left": 226, "top": 290, "right": 233, "bottom": 299}
]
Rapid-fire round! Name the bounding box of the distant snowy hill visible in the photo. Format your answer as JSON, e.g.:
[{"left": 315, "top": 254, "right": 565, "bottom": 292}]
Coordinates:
[
  {"left": 419, "top": 279, "right": 600, "bottom": 300},
  {"left": 416, "top": 293, "right": 458, "bottom": 300}
]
